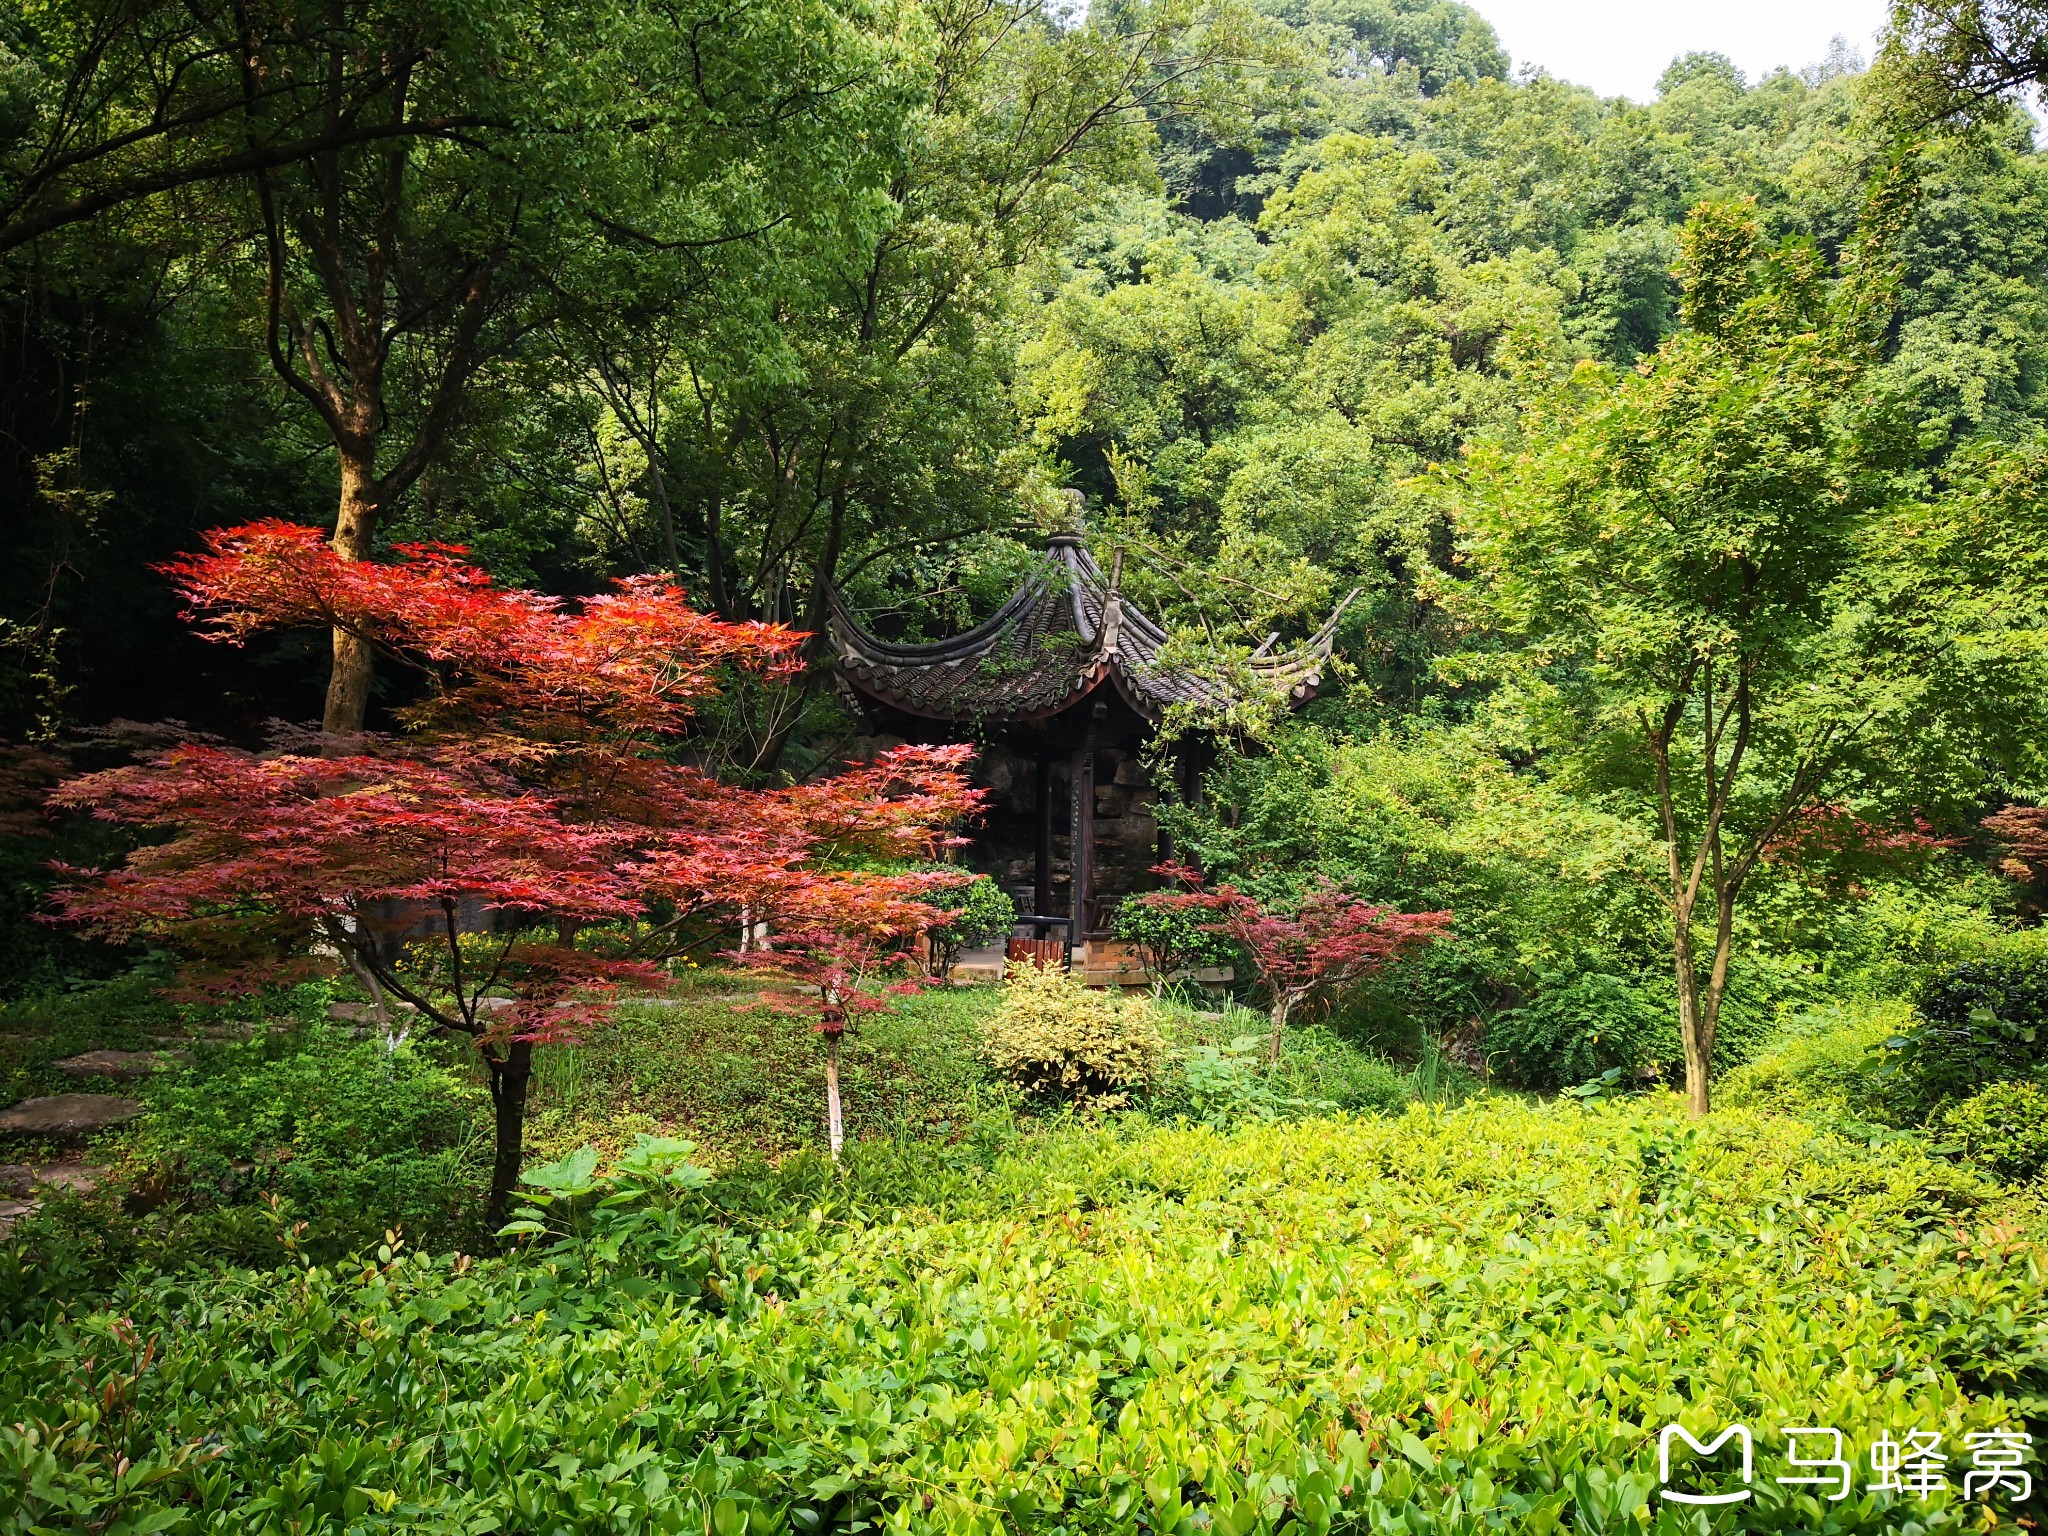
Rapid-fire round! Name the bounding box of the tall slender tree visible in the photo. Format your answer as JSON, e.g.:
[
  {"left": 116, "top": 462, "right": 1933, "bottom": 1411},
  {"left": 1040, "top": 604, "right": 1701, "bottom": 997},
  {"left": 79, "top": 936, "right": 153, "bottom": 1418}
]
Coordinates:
[
  {"left": 1450, "top": 175, "right": 1946, "bottom": 1116},
  {"left": 554, "top": 0, "right": 1281, "bottom": 766}
]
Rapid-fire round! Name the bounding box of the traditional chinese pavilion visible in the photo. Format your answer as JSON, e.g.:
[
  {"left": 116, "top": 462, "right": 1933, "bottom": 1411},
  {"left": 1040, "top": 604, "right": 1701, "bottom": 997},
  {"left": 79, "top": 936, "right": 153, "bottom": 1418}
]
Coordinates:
[{"left": 829, "top": 523, "right": 1348, "bottom": 955}]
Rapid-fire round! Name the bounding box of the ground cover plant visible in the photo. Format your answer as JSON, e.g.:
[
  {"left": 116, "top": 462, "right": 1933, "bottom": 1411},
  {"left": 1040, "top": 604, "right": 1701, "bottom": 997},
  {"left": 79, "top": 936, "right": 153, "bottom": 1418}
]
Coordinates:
[{"left": 5, "top": 1095, "right": 2044, "bottom": 1534}]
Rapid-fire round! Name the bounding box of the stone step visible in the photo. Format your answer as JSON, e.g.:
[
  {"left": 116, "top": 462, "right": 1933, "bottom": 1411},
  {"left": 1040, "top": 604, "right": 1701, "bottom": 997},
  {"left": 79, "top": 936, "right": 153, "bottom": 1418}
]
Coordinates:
[
  {"left": 150, "top": 1022, "right": 261, "bottom": 1045},
  {"left": 0, "top": 1160, "right": 106, "bottom": 1237},
  {"left": 53, "top": 1049, "right": 191, "bottom": 1082},
  {"left": 0, "top": 1161, "right": 104, "bottom": 1197},
  {"left": 0, "top": 1093, "right": 144, "bottom": 1140},
  {"left": 328, "top": 1000, "right": 416, "bottom": 1023}
]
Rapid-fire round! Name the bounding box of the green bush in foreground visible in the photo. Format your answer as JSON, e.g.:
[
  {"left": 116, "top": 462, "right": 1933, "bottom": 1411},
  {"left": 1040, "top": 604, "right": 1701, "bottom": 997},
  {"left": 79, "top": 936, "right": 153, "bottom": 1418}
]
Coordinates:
[
  {"left": 128, "top": 1023, "right": 486, "bottom": 1236},
  {"left": 4, "top": 1096, "right": 2043, "bottom": 1534},
  {"left": 1157, "top": 1021, "right": 1415, "bottom": 1125},
  {"left": 1486, "top": 972, "right": 1678, "bottom": 1090},
  {"left": 1934, "top": 1080, "right": 2048, "bottom": 1182},
  {"left": 915, "top": 871, "right": 1017, "bottom": 978},
  {"left": 1109, "top": 892, "right": 1236, "bottom": 980}
]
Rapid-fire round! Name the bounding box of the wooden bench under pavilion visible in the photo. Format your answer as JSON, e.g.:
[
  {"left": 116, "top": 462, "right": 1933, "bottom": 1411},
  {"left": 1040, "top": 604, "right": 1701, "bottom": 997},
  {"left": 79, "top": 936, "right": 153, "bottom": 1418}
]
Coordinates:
[{"left": 829, "top": 527, "right": 1348, "bottom": 976}]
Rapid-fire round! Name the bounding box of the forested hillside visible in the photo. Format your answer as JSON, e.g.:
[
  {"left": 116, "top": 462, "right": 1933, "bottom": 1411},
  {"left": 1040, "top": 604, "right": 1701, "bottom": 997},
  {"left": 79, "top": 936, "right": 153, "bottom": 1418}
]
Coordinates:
[
  {"left": 13, "top": 0, "right": 2047, "bottom": 733},
  {"left": 14, "top": 0, "right": 2048, "bottom": 1056}
]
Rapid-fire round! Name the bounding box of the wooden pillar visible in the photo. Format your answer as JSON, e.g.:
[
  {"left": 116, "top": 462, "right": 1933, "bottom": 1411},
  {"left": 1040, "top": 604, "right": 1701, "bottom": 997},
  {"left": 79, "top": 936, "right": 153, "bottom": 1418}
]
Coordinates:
[
  {"left": 1071, "top": 703, "right": 1105, "bottom": 940},
  {"left": 1155, "top": 740, "right": 1176, "bottom": 870},
  {"left": 1176, "top": 737, "right": 1207, "bottom": 875},
  {"left": 1033, "top": 753, "right": 1053, "bottom": 920}
]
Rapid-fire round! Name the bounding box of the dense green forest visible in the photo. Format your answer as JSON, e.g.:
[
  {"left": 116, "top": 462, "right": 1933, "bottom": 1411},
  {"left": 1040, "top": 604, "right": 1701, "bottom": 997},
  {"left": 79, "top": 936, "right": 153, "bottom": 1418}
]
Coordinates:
[{"left": 7, "top": 0, "right": 2048, "bottom": 1530}]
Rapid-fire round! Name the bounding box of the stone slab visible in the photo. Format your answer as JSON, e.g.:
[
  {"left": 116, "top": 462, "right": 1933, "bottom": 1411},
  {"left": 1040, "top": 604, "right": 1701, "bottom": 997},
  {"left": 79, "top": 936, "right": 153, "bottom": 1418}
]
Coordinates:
[
  {"left": 0, "top": 1094, "right": 144, "bottom": 1138},
  {"left": 35, "top": 1162, "right": 105, "bottom": 1193},
  {"left": 54, "top": 1049, "right": 190, "bottom": 1082},
  {"left": 0, "top": 1161, "right": 103, "bottom": 1196}
]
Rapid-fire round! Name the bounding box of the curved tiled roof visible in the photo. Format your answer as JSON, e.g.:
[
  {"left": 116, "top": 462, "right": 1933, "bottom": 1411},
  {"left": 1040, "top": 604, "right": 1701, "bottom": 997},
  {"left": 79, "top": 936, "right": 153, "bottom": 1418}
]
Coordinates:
[{"left": 830, "top": 534, "right": 1351, "bottom": 725}]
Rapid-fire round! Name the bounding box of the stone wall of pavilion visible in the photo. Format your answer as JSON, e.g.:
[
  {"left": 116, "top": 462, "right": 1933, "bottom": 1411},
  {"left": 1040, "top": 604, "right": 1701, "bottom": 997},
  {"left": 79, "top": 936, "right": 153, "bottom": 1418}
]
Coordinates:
[
  {"left": 974, "top": 741, "right": 1164, "bottom": 931},
  {"left": 841, "top": 731, "right": 1170, "bottom": 936}
]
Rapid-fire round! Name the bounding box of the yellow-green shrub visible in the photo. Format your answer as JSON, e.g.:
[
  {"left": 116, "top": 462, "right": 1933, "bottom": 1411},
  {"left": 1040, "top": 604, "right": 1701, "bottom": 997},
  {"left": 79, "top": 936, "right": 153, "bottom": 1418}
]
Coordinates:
[
  {"left": 982, "top": 960, "right": 1163, "bottom": 1104},
  {"left": 1935, "top": 1079, "right": 2048, "bottom": 1182},
  {"left": 1720, "top": 1000, "right": 1911, "bottom": 1122}
]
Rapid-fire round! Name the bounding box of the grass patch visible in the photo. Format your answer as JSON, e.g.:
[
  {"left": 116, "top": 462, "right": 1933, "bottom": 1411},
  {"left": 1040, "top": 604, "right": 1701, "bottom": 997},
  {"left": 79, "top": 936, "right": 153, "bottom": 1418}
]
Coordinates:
[{"left": 522, "top": 976, "right": 1018, "bottom": 1166}]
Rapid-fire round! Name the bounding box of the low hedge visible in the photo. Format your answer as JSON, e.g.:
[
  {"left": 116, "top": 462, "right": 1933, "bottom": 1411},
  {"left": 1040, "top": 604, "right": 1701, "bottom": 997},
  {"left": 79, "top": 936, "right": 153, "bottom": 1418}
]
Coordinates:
[{"left": 4, "top": 1098, "right": 2043, "bottom": 1533}]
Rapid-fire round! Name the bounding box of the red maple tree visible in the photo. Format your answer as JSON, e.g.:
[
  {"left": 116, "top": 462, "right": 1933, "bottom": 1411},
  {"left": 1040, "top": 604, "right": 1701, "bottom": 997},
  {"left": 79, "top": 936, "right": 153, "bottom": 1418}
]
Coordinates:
[
  {"left": 1983, "top": 804, "right": 2048, "bottom": 920},
  {"left": 728, "top": 869, "right": 967, "bottom": 1159},
  {"left": 1138, "top": 863, "right": 1451, "bottom": 1063},
  {"left": 52, "top": 523, "right": 982, "bottom": 1221}
]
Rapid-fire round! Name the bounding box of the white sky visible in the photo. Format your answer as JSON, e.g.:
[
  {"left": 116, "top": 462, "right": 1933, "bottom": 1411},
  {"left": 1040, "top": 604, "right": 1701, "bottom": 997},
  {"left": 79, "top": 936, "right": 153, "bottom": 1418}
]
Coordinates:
[{"left": 1468, "top": 0, "right": 1893, "bottom": 101}]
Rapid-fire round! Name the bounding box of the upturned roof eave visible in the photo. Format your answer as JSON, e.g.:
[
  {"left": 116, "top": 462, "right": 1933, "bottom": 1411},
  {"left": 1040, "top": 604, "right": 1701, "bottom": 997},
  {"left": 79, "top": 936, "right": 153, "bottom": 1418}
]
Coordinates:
[{"left": 826, "top": 536, "right": 1355, "bottom": 729}]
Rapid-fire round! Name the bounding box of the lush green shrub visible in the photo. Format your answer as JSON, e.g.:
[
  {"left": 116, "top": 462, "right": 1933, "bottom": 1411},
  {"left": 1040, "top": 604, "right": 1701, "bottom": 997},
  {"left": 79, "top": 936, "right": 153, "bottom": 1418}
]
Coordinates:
[
  {"left": 1720, "top": 1001, "right": 1915, "bottom": 1126},
  {"left": 1167, "top": 1025, "right": 1412, "bottom": 1126},
  {"left": 126, "top": 1022, "right": 485, "bottom": 1247},
  {"left": 1935, "top": 1081, "right": 2048, "bottom": 1182},
  {"left": 3, "top": 1098, "right": 2040, "bottom": 1534},
  {"left": 1271, "top": 1025, "right": 1413, "bottom": 1114},
  {"left": 916, "top": 870, "right": 1016, "bottom": 977},
  {"left": 1486, "top": 972, "right": 1678, "bottom": 1090},
  {"left": 981, "top": 962, "right": 1163, "bottom": 1105},
  {"left": 1109, "top": 892, "right": 1234, "bottom": 980},
  {"left": 1894, "top": 955, "right": 2048, "bottom": 1112},
  {"left": 1487, "top": 972, "right": 1775, "bottom": 1091}
]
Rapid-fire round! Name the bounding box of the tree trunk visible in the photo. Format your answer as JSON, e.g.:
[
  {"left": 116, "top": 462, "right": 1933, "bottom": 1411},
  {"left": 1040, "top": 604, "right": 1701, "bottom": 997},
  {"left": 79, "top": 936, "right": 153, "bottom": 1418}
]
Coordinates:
[
  {"left": 705, "top": 486, "right": 731, "bottom": 618},
  {"left": 324, "top": 452, "right": 381, "bottom": 742},
  {"left": 1672, "top": 910, "right": 1710, "bottom": 1116},
  {"left": 824, "top": 1031, "right": 844, "bottom": 1161},
  {"left": 1690, "top": 885, "right": 1739, "bottom": 1116},
  {"left": 646, "top": 454, "right": 680, "bottom": 572},
  {"left": 1653, "top": 712, "right": 1714, "bottom": 1119},
  {"left": 485, "top": 1037, "right": 534, "bottom": 1229},
  {"left": 1268, "top": 995, "right": 1294, "bottom": 1066}
]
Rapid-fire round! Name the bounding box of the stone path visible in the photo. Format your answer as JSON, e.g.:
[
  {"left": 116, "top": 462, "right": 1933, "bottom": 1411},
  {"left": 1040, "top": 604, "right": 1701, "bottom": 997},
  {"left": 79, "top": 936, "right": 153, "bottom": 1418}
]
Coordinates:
[
  {"left": 0, "top": 1093, "right": 143, "bottom": 1138},
  {"left": 1, "top": 1017, "right": 225, "bottom": 1239},
  {"left": 0, "top": 1160, "right": 108, "bottom": 1235},
  {"left": 54, "top": 1048, "right": 191, "bottom": 1082}
]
